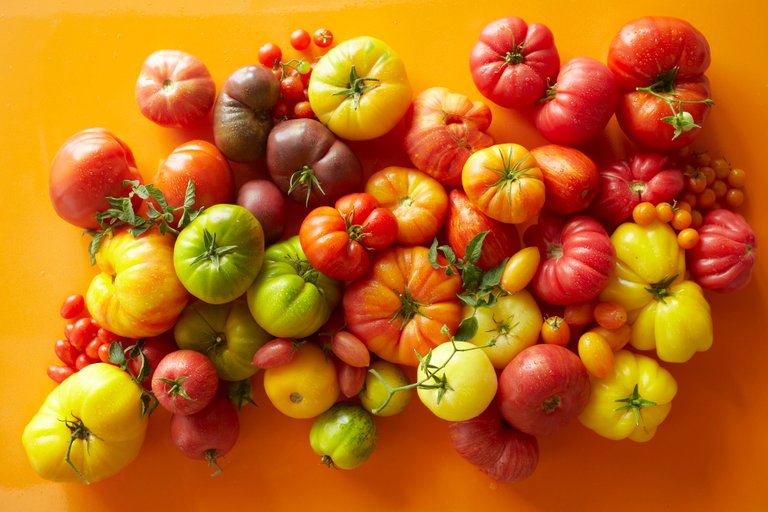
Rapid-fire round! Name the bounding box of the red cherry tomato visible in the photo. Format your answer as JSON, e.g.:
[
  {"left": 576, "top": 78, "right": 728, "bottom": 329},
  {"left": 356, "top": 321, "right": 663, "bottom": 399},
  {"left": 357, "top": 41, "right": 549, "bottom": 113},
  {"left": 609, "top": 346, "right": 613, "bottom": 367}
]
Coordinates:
[
  {"left": 290, "top": 29, "right": 311, "bottom": 50},
  {"left": 258, "top": 42, "right": 282, "bottom": 68},
  {"left": 59, "top": 294, "right": 85, "bottom": 320},
  {"left": 313, "top": 28, "right": 334, "bottom": 48}
]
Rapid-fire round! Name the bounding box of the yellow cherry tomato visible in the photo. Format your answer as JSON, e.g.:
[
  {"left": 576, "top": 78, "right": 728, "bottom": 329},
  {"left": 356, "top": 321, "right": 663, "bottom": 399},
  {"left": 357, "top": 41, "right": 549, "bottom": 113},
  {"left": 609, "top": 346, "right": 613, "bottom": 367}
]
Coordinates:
[
  {"left": 499, "top": 246, "right": 541, "bottom": 294},
  {"left": 359, "top": 360, "right": 413, "bottom": 417}
]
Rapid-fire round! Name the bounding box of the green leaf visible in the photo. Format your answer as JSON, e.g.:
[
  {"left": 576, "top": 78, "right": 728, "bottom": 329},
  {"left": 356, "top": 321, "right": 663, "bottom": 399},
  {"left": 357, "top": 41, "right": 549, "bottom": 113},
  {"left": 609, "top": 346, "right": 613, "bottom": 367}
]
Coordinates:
[
  {"left": 107, "top": 341, "right": 126, "bottom": 365},
  {"left": 461, "top": 264, "right": 484, "bottom": 291},
  {"left": 481, "top": 258, "right": 508, "bottom": 289},
  {"left": 464, "top": 231, "right": 489, "bottom": 265},
  {"left": 453, "top": 315, "right": 478, "bottom": 342},
  {"left": 428, "top": 238, "right": 440, "bottom": 269},
  {"left": 182, "top": 180, "right": 196, "bottom": 209},
  {"left": 457, "top": 293, "right": 480, "bottom": 308},
  {"left": 438, "top": 244, "right": 457, "bottom": 265}
]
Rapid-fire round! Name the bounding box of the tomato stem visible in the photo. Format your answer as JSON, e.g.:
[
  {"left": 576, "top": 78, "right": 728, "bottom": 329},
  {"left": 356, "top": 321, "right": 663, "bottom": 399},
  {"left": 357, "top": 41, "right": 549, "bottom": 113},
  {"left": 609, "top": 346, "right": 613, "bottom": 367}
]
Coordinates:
[
  {"left": 288, "top": 165, "right": 325, "bottom": 208},
  {"left": 331, "top": 65, "right": 380, "bottom": 110},
  {"left": 636, "top": 74, "right": 714, "bottom": 140},
  {"left": 645, "top": 274, "right": 678, "bottom": 304},
  {"left": 190, "top": 229, "right": 238, "bottom": 271},
  {"left": 62, "top": 415, "right": 92, "bottom": 484},
  {"left": 204, "top": 449, "right": 224, "bottom": 477},
  {"left": 390, "top": 287, "right": 424, "bottom": 330},
  {"left": 503, "top": 39, "right": 525, "bottom": 66},
  {"left": 614, "top": 384, "right": 657, "bottom": 426}
]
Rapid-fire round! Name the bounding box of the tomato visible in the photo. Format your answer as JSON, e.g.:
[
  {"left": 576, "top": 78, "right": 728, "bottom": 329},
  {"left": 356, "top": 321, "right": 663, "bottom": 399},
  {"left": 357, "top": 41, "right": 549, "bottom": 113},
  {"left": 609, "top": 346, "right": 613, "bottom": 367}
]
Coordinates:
[
  {"left": 134, "top": 49, "right": 216, "bottom": 128},
  {"left": 236, "top": 179, "right": 288, "bottom": 244},
  {"left": 247, "top": 236, "right": 342, "bottom": 338},
  {"left": 313, "top": 28, "right": 334, "bottom": 48},
  {"left": 307, "top": 36, "right": 412, "bottom": 141},
  {"left": 310, "top": 402, "right": 377, "bottom": 470},
  {"left": 469, "top": 16, "right": 560, "bottom": 109},
  {"left": 49, "top": 128, "right": 143, "bottom": 229},
  {"left": 60, "top": 294, "right": 85, "bottom": 320},
  {"left": 417, "top": 341, "right": 498, "bottom": 421},
  {"left": 263, "top": 342, "right": 339, "bottom": 419},
  {"left": 462, "top": 143, "right": 545, "bottom": 225},
  {"left": 534, "top": 57, "right": 618, "bottom": 145},
  {"left": 593, "top": 301, "right": 628, "bottom": 330},
  {"left": 365, "top": 166, "right": 448, "bottom": 246},
  {"left": 360, "top": 360, "right": 412, "bottom": 417},
  {"left": 462, "top": 291, "right": 542, "bottom": 369},
  {"left": 213, "top": 64, "right": 280, "bottom": 162},
  {"left": 22, "top": 363, "right": 149, "bottom": 483},
  {"left": 329, "top": 330, "right": 371, "bottom": 368},
  {"left": 266, "top": 118, "right": 363, "bottom": 208},
  {"left": 403, "top": 86, "right": 494, "bottom": 188},
  {"left": 290, "top": 29, "right": 311, "bottom": 50},
  {"left": 540, "top": 315, "right": 571, "bottom": 346},
  {"left": 343, "top": 245, "right": 462, "bottom": 367},
  {"left": 337, "top": 362, "right": 368, "bottom": 398},
  {"left": 687, "top": 209, "right": 757, "bottom": 293},
  {"left": 530, "top": 144, "right": 600, "bottom": 214},
  {"left": 577, "top": 331, "right": 615, "bottom": 378},
  {"left": 151, "top": 349, "right": 219, "bottom": 415},
  {"left": 87, "top": 229, "right": 188, "bottom": 338},
  {"left": 279, "top": 74, "right": 304, "bottom": 102},
  {"left": 258, "top": 42, "right": 282, "bottom": 68},
  {"left": 251, "top": 338, "right": 297, "bottom": 369},
  {"left": 632, "top": 201, "right": 657, "bottom": 226},
  {"left": 499, "top": 247, "right": 540, "bottom": 294},
  {"left": 173, "top": 299, "right": 271, "bottom": 381},
  {"left": 608, "top": 17, "right": 712, "bottom": 151},
  {"left": 150, "top": 140, "right": 234, "bottom": 225},
  {"left": 124, "top": 332, "right": 178, "bottom": 387},
  {"left": 524, "top": 212, "right": 615, "bottom": 306},
  {"left": 173, "top": 204, "right": 265, "bottom": 305},
  {"left": 47, "top": 365, "right": 75, "bottom": 384}
]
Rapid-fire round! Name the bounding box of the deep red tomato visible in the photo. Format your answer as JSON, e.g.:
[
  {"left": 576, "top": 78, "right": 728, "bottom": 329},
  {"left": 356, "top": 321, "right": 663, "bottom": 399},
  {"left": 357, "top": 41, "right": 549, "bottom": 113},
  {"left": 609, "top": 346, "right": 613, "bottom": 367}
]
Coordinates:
[
  {"left": 607, "top": 16, "right": 712, "bottom": 151},
  {"left": 258, "top": 42, "right": 282, "bottom": 68},
  {"left": 524, "top": 212, "right": 615, "bottom": 306},
  {"left": 134, "top": 49, "right": 216, "bottom": 128},
  {"left": 469, "top": 16, "right": 560, "bottom": 109},
  {"left": 533, "top": 57, "right": 618, "bottom": 146},
  {"left": 299, "top": 193, "right": 398, "bottom": 281},
  {"left": 313, "top": 28, "right": 334, "bottom": 48},
  {"left": 290, "top": 29, "right": 311, "bottom": 50},
  {"left": 49, "top": 128, "right": 143, "bottom": 229},
  {"left": 529, "top": 144, "right": 599, "bottom": 215},
  {"left": 343, "top": 245, "right": 462, "bottom": 367},
  {"left": 149, "top": 140, "right": 235, "bottom": 225}
]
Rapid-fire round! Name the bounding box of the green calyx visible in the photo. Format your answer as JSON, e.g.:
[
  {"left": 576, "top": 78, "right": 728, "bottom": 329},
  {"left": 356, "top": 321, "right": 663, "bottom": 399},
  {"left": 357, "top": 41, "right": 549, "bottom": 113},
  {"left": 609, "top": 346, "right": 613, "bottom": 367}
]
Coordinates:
[
  {"left": 191, "top": 229, "right": 237, "bottom": 271},
  {"left": 614, "top": 384, "right": 658, "bottom": 426},
  {"left": 332, "top": 65, "right": 380, "bottom": 110}
]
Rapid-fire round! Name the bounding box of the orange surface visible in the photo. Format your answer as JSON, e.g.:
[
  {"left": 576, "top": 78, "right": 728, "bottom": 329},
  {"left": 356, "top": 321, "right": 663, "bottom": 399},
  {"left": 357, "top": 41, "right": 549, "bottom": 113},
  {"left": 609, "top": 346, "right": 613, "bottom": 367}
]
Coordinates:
[{"left": 2, "top": 1, "right": 767, "bottom": 510}]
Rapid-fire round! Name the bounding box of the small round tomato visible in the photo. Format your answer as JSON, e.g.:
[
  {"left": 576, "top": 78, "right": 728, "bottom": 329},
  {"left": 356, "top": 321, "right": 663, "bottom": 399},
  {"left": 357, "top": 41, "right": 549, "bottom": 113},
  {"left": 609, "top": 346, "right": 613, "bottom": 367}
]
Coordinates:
[
  {"left": 360, "top": 360, "right": 412, "bottom": 417},
  {"left": 263, "top": 342, "right": 339, "bottom": 419},
  {"left": 462, "top": 143, "right": 545, "bottom": 225},
  {"left": 309, "top": 402, "right": 377, "bottom": 471},
  {"left": 541, "top": 316, "right": 570, "bottom": 346},
  {"left": 313, "top": 28, "right": 334, "bottom": 48},
  {"left": 151, "top": 349, "right": 219, "bottom": 416},
  {"left": 135, "top": 49, "right": 216, "bottom": 128},
  {"left": 290, "top": 29, "right": 311, "bottom": 50},
  {"left": 258, "top": 42, "right": 282, "bottom": 68},
  {"left": 417, "top": 341, "right": 498, "bottom": 422}
]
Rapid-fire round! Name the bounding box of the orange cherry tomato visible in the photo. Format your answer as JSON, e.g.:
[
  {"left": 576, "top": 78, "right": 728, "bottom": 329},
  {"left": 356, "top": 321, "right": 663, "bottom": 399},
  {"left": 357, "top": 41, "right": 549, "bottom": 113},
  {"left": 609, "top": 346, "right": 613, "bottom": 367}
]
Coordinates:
[
  {"left": 499, "top": 246, "right": 541, "bottom": 294},
  {"left": 697, "top": 188, "right": 717, "bottom": 210},
  {"left": 564, "top": 299, "right": 596, "bottom": 327},
  {"left": 712, "top": 158, "right": 731, "bottom": 180},
  {"left": 577, "top": 331, "right": 614, "bottom": 378},
  {"left": 593, "top": 301, "right": 627, "bottom": 330},
  {"left": 655, "top": 202, "right": 674, "bottom": 223},
  {"left": 727, "top": 168, "right": 746, "bottom": 188},
  {"left": 725, "top": 188, "right": 745, "bottom": 209},
  {"left": 540, "top": 316, "right": 570, "bottom": 346},
  {"left": 671, "top": 208, "right": 693, "bottom": 230},
  {"left": 632, "top": 201, "right": 657, "bottom": 226},
  {"left": 677, "top": 227, "right": 700, "bottom": 249}
]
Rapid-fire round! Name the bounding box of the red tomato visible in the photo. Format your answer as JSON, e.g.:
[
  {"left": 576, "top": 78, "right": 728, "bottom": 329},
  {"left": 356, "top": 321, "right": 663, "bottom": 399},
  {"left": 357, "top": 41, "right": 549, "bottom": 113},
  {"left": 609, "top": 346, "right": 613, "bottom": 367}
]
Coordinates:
[
  {"left": 258, "top": 42, "right": 282, "bottom": 67},
  {"left": 343, "top": 246, "right": 462, "bottom": 367},
  {"left": 49, "top": 128, "right": 143, "bottom": 229},
  {"left": 334, "top": 193, "right": 398, "bottom": 250},
  {"left": 151, "top": 349, "right": 219, "bottom": 415},
  {"left": 125, "top": 332, "right": 179, "bottom": 386},
  {"left": 687, "top": 209, "right": 757, "bottom": 293},
  {"left": 290, "top": 29, "right": 311, "bottom": 50},
  {"left": 313, "top": 28, "right": 334, "bottom": 48},
  {"left": 150, "top": 140, "right": 235, "bottom": 225},
  {"left": 608, "top": 16, "right": 712, "bottom": 151},
  {"left": 534, "top": 57, "right": 618, "bottom": 146},
  {"left": 364, "top": 167, "right": 448, "bottom": 246},
  {"left": 589, "top": 152, "right": 685, "bottom": 228},
  {"left": 135, "top": 49, "right": 216, "bottom": 128},
  {"left": 469, "top": 16, "right": 560, "bottom": 109},
  {"left": 524, "top": 212, "right": 615, "bottom": 306},
  {"left": 461, "top": 143, "right": 545, "bottom": 225},
  {"left": 529, "top": 144, "right": 599, "bottom": 215},
  {"left": 59, "top": 294, "right": 85, "bottom": 320}
]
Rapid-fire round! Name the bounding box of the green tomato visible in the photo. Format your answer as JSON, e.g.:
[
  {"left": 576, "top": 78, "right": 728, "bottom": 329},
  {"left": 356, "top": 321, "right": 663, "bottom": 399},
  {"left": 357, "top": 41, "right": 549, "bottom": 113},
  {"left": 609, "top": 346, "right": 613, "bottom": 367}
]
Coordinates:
[
  {"left": 174, "top": 204, "right": 265, "bottom": 305},
  {"left": 247, "top": 236, "right": 341, "bottom": 338},
  {"left": 173, "top": 299, "right": 271, "bottom": 381},
  {"left": 416, "top": 341, "right": 498, "bottom": 421},
  {"left": 360, "top": 360, "right": 412, "bottom": 417},
  {"left": 309, "top": 402, "right": 378, "bottom": 470}
]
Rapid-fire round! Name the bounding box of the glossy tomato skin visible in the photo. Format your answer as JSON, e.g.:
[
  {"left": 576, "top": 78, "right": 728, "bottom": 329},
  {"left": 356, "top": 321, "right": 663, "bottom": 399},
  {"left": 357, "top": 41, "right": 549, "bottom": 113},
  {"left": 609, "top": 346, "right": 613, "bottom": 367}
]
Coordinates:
[
  {"left": 151, "top": 349, "right": 219, "bottom": 415},
  {"left": 530, "top": 144, "right": 599, "bottom": 215},
  {"left": 236, "top": 179, "right": 287, "bottom": 244},
  {"left": 169, "top": 392, "right": 240, "bottom": 462},
  {"left": 343, "top": 245, "right": 462, "bottom": 367},
  {"left": 525, "top": 212, "right": 615, "bottom": 306},
  {"left": 309, "top": 402, "right": 378, "bottom": 470},
  {"left": 308, "top": 36, "right": 412, "bottom": 141},
  {"left": 688, "top": 209, "right": 757, "bottom": 293},
  {"left": 135, "top": 49, "right": 216, "bottom": 128},
  {"left": 534, "top": 57, "right": 618, "bottom": 146},
  {"left": 151, "top": 140, "right": 234, "bottom": 225},
  {"left": 608, "top": 16, "right": 712, "bottom": 151},
  {"left": 403, "top": 86, "right": 494, "bottom": 188},
  {"left": 462, "top": 143, "right": 545, "bottom": 225},
  {"left": 335, "top": 193, "right": 398, "bottom": 251},
  {"left": 49, "top": 128, "right": 142, "bottom": 229},
  {"left": 469, "top": 16, "right": 560, "bottom": 109}
]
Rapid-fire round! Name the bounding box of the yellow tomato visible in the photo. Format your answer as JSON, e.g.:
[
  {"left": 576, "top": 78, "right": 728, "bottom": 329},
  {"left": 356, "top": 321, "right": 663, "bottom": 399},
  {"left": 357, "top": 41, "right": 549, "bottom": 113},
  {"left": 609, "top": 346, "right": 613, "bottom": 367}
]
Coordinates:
[
  {"left": 359, "top": 360, "right": 413, "bottom": 417},
  {"left": 499, "top": 246, "right": 541, "bottom": 294},
  {"left": 263, "top": 342, "right": 339, "bottom": 419}
]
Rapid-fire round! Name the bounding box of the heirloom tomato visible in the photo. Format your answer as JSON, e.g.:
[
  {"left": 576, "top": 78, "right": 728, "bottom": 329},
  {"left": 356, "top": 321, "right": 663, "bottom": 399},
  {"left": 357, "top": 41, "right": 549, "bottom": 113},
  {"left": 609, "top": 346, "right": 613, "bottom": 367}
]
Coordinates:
[
  {"left": 22, "top": 363, "right": 149, "bottom": 484},
  {"left": 360, "top": 360, "right": 412, "bottom": 417},
  {"left": 87, "top": 228, "right": 188, "bottom": 338},
  {"left": 688, "top": 209, "right": 757, "bottom": 293},
  {"left": 174, "top": 299, "right": 271, "bottom": 381},
  {"left": 49, "top": 128, "right": 143, "bottom": 230},
  {"left": 236, "top": 179, "right": 288, "bottom": 244},
  {"left": 462, "top": 143, "right": 545, "bottom": 225},
  {"left": 534, "top": 57, "right": 618, "bottom": 146},
  {"left": 173, "top": 204, "right": 265, "bottom": 305},
  {"left": 299, "top": 192, "right": 397, "bottom": 281},
  {"left": 469, "top": 16, "right": 560, "bottom": 109},
  {"left": 600, "top": 221, "right": 713, "bottom": 363},
  {"left": 524, "top": 212, "right": 615, "bottom": 306},
  {"left": 308, "top": 36, "right": 412, "bottom": 141},
  {"left": 403, "top": 86, "right": 494, "bottom": 187},
  {"left": 263, "top": 342, "right": 339, "bottom": 419},
  {"left": 499, "top": 246, "right": 540, "bottom": 294},
  {"left": 135, "top": 49, "right": 216, "bottom": 128},
  {"left": 579, "top": 350, "right": 677, "bottom": 442},
  {"left": 461, "top": 291, "right": 542, "bottom": 369},
  {"left": 365, "top": 166, "right": 448, "bottom": 246},
  {"left": 607, "top": 16, "right": 713, "bottom": 151},
  {"left": 151, "top": 349, "right": 219, "bottom": 415},
  {"left": 309, "top": 402, "right": 378, "bottom": 470},
  {"left": 247, "top": 236, "right": 342, "bottom": 339},
  {"left": 343, "top": 245, "right": 462, "bottom": 366},
  {"left": 530, "top": 144, "right": 600, "bottom": 214}
]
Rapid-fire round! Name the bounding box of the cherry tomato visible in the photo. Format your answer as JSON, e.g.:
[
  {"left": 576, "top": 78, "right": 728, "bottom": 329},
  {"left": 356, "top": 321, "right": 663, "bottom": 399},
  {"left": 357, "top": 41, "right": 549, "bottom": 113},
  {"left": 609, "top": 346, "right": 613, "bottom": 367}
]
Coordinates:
[
  {"left": 290, "top": 29, "right": 311, "bottom": 50},
  {"left": 700, "top": 166, "right": 716, "bottom": 185},
  {"left": 280, "top": 74, "right": 304, "bottom": 102},
  {"left": 97, "top": 343, "right": 112, "bottom": 364},
  {"left": 47, "top": 365, "right": 75, "bottom": 383},
  {"left": 252, "top": 338, "right": 297, "bottom": 369},
  {"left": 69, "top": 317, "right": 99, "bottom": 351},
  {"left": 313, "top": 28, "right": 334, "bottom": 48},
  {"left": 54, "top": 339, "right": 78, "bottom": 367},
  {"left": 330, "top": 331, "right": 371, "bottom": 368},
  {"left": 655, "top": 202, "right": 674, "bottom": 223},
  {"left": 712, "top": 158, "right": 730, "bottom": 180},
  {"left": 587, "top": 324, "right": 632, "bottom": 352},
  {"left": 632, "top": 201, "right": 657, "bottom": 226},
  {"left": 577, "top": 331, "right": 614, "bottom": 378},
  {"left": 60, "top": 294, "right": 85, "bottom": 319},
  {"left": 540, "top": 316, "right": 570, "bottom": 346},
  {"left": 593, "top": 301, "right": 627, "bottom": 330},
  {"left": 671, "top": 209, "right": 693, "bottom": 230},
  {"left": 293, "top": 100, "right": 314, "bottom": 119},
  {"left": 360, "top": 360, "right": 413, "bottom": 417},
  {"left": 727, "top": 168, "right": 746, "bottom": 188},
  {"left": 677, "top": 227, "right": 700, "bottom": 249},
  {"left": 711, "top": 179, "right": 728, "bottom": 199},
  {"left": 725, "top": 188, "right": 745, "bottom": 209},
  {"left": 564, "top": 300, "right": 596, "bottom": 327},
  {"left": 258, "top": 42, "right": 282, "bottom": 68}
]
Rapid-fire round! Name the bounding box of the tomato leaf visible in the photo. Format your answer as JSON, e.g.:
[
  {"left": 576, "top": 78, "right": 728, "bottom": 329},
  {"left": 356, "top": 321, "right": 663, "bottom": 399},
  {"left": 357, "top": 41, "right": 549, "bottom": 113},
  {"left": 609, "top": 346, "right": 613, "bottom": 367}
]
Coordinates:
[
  {"left": 454, "top": 315, "right": 478, "bottom": 342},
  {"left": 464, "top": 231, "right": 488, "bottom": 265}
]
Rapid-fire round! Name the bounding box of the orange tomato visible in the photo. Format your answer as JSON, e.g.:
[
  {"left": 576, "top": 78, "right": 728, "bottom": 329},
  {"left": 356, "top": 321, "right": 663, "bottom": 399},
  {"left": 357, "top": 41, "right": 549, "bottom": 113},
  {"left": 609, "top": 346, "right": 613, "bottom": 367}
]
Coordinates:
[
  {"left": 577, "top": 331, "right": 614, "bottom": 378},
  {"left": 593, "top": 301, "right": 627, "bottom": 330},
  {"left": 632, "top": 201, "right": 657, "bottom": 226},
  {"left": 677, "top": 227, "right": 700, "bottom": 249},
  {"left": 540, "top": 316, "right": 571, "bottom": 346},
  {"left": 671, "top": 208, "right": 693, "bottom": 230},
  {"left": 655, "top": 202, "right": 674, "bottom": 223},
  {"left": 587, "top": 324, "right": 632, "bottom": 352},
  {"left": 499, "top": 246, "right": 541, "bottom": 294},
  {"left": 461, "top": 143, "right": 545, "bottom": 224},
  {"left": 564, "top": 299, "right": 596, "bottom": 327}
]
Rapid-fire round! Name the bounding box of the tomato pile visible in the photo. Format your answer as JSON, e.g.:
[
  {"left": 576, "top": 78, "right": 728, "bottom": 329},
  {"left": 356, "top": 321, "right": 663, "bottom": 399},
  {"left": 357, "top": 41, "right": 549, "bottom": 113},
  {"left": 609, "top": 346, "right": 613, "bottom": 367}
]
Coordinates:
[{"left": 24, "top": 15, "right": 758, "bottom": 485}]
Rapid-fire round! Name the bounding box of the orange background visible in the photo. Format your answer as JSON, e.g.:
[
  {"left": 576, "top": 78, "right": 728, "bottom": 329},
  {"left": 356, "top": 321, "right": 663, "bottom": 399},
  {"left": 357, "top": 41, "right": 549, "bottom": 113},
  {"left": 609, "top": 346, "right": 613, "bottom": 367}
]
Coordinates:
[{"left": 1, "top": 1, "right": 767, "bottom": 510}]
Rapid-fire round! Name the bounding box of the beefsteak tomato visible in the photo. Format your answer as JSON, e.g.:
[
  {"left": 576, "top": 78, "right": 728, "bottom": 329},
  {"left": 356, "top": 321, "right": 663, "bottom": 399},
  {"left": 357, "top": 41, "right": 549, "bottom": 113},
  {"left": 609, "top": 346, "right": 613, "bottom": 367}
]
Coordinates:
[{"left": 530, "top": 144, "right": 600, "bottom": 214}]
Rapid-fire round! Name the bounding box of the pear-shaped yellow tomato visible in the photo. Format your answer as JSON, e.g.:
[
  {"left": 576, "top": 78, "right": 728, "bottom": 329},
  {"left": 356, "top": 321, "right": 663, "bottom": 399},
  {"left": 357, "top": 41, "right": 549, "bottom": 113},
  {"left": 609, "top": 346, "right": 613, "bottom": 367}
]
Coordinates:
[{"left": 22, "top": 364, "right": 149, "bottom": 484}]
